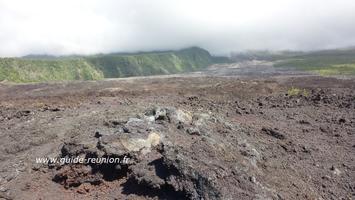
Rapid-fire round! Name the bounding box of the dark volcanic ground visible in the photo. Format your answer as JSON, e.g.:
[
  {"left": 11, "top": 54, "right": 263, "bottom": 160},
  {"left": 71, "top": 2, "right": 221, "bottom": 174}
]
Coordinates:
[{"left": 0, "top": 63, "right": 354, "bottom": 200}]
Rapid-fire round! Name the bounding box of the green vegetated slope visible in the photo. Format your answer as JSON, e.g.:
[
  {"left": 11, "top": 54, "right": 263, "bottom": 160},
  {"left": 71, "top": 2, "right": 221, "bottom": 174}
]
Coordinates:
[
  {"left": 86, "top": 47, "right": 214, "bottom": 78},
  {"left": 0, "top": 58, "right": 104, "bottom": 83},
  {"left": 0, "top": 47, "right": 222, "bottom": 83},
  {"left": 273, "top": 48, "right": 355, "bottom": 75}
]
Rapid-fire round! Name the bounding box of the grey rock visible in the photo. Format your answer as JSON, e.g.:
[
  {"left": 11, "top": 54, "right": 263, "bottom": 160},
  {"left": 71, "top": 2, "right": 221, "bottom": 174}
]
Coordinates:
[{"left": 186, "top": 127, "right": 201, "bottom": 136}]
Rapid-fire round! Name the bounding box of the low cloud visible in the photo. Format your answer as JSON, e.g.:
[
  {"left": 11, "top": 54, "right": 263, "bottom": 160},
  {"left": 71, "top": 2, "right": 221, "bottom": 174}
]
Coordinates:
[{"left": 1, "top": 0, "right": 355, "bottom": 56}]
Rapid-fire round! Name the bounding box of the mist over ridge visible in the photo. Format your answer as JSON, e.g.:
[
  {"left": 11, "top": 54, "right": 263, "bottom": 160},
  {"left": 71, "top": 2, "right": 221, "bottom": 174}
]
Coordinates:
[{"left": 1, "top": 0, "right": 355, "bottom": 57}]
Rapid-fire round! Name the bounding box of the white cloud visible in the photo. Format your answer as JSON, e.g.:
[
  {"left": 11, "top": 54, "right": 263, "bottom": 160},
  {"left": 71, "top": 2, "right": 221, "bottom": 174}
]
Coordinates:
[{"left": 1, "top": 0, "right": 355, "bottom": 56}]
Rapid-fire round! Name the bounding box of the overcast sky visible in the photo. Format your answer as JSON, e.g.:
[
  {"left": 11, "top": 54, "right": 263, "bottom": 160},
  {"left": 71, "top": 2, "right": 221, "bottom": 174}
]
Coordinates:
[{"left": 1, "top": 0, "right": 355, "bottom": 57}]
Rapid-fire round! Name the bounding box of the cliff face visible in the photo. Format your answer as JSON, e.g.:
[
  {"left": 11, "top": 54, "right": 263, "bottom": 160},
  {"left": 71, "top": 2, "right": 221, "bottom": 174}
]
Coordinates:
[
  {"left": 0, "top": 58, "right": 104, "bottom": 83},
  {"left": 86, "top": 47, "right": 213, "bottom": 78},
  {"left": 0, "top": 47, "right": 221, "bottom": 83}
]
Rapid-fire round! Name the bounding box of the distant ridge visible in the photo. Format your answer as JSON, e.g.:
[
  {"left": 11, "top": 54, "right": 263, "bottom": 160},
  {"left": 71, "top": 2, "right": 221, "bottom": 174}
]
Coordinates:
[{"left": 0, "top": 47, "right": 229, "bottom": 83}]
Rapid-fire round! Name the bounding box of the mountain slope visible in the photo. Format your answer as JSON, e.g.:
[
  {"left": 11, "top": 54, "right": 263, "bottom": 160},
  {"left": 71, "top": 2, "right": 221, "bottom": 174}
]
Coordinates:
[
  {"left": 274, "top": 48, "right": 355, "bottom": 75},
  {"left": 0, "top": 47, "right": 223, "bottom": 83},
  {"left": 0, "top": 58, "right": 103, "bottom": 83},
  {"left": 231, "top": 48, "right": 355, "bottom": 76},
  {"left": 86, "top": 47, "right": 213, "bottom": 78}
]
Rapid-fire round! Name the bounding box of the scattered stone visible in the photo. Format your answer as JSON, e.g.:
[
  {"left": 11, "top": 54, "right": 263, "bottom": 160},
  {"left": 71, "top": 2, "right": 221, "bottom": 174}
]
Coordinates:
[
  {"left": 177, "top": 122, "right": 184, "bottom": 130},
  {"left": 32, "top": 165, "right": 41, "bottom": 171},
  {"left": 338, "top": 118, "right": 346, "bottom": 124},
  {"left": 50, "top": 108, "right": 61, "bottom": 112},
  {"left": 104, "top": 119, "right": 127, "bottom": 128},
  {"left": 21, "top": 182, "right": 31, "bottom": 191},
  {"left": 154, "top": 108, "right": 167, "bottom": 120},
  {"left": 145, "top": 106, "right": 192, "bottom": 126},
  {"left": 280, "top": 144, "right": 288, "bottom": 152},
  {"left": 144, "top": 115, "right": 155, "bottom": 123},
  {"left": 187, "top": 96, "right": 198, "bottom": 101},
  {"left": 299, "top": 120, "right": 311, "bottom": 125},
  {"left": 123, "top": 118, "right": 147, "bottom": 133},
  {"left": 301, "top": 145, "right": 311, "bottom": 153},
  {"left": 333, "top": 133, "right": 341, "bottom": 137},
  {"left": 249, "top": 176, "right": 256, "bottom": 183},
  {"left": 168, "top": 109, "right": 192, "bottom": 125},
  {"left": 330, "top": 166, "right": 341, "bottom": 176},
  {"left": 321, "top": 175, "right": 331, "bottom": 181},
  {"left": 0, "top": 191, "right": 13, "bottom": 200},
  {"left": 319, "top": 125, "right": 330, "bottom": 133},
  {"left": 144, "top": 107, "right": 168, "bottom": 120},
  {"left": 235, "top": 108, "right": 242, "bottom": 115},
  {"left": 94, "top": 131, "right": 102, "bottom": 138},
  {"left": 0, "top": 187, "right": 8, "bottom": 192},
  {"left": 186, "top": 127, "right": 200, "bottom": 136},
  {"left": 77, "top": 183, "right": 91, "bottom": 194},
  {"left": 15, "top": 110, "right": 31, "bottom": 118},
  {"left": 77, "top": 188, "right": 86, "bottom": 194},
  {"left": 192, "top": 113, "right": 211, "bottom": 126},
  {"left": 122, "top": 126, "right": 130, "bottom": 133},
  {"left": 277, "top": 193, "right": 284, "bottom": 200},
  {"left": 261, "top": 127, "right": 286, "bottom": 140}
]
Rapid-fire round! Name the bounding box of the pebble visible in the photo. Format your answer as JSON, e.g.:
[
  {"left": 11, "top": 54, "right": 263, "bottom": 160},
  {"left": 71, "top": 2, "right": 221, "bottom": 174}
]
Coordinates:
[
  {"left": 330, "top": 166, "right": 341, "bottom": 176},
  {"left": 249, "top": 176, "right": 256, "bottom": 183}
]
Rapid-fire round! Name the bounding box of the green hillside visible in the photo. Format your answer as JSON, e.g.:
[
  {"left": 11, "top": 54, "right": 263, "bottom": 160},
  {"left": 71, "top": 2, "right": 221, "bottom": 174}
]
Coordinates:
[
  {"left": 86, "top": 47, "right": 213, "bottom": 78},
  {"left": 232, "top": 48, "right": 355, "bottom": 76},
  {"left": 0, "top": 58, "right": 103, "bottom": 83},
  {"left": 273, "top": 49, "right": 355, "bottom": 75},
  {"left": 0, "top": 47, "right": 223, "bottom": 83}
]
